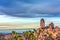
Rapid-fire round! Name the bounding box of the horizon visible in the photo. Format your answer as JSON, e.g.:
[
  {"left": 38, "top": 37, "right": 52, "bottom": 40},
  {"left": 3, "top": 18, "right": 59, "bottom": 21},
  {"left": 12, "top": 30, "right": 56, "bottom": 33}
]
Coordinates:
[{"left": 0, "top": 17, "right": 60, "bottom": 29}]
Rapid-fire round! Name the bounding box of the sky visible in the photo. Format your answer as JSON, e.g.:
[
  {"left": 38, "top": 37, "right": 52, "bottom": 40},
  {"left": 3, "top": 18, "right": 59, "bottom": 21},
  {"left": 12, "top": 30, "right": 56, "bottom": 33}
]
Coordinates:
[{"left": 0, "top": 0, "right": 60, "bottom": 28}]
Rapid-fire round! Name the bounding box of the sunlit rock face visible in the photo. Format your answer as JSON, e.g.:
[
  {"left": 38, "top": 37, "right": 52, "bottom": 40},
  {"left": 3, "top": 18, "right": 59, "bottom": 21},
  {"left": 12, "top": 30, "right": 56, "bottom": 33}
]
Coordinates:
[
  {"left": 49, "top": 22, "right": 54, "bottom": 29},
  {"left": 40, "top": 18, "right": 45, "bottom": 29},
  {"left": 34, "top": 18, "right": 60, "bottom": 40}
]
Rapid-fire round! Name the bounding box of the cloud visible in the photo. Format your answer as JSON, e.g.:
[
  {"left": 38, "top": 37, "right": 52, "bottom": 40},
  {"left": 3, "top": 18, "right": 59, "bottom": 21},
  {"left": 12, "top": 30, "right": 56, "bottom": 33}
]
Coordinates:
[{"left": 0, "top": 0, "right": 60, "bottom": 18}]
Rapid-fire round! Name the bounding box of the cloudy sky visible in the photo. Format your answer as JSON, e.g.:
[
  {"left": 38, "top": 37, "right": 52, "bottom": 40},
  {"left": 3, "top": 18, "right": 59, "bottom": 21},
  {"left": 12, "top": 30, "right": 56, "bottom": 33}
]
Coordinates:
[
  {"left": 0, "top": 0, "right": 60, "bottom": 17},
  {"left": 0, "top": 0, "right": 60, "bottom": 28}
]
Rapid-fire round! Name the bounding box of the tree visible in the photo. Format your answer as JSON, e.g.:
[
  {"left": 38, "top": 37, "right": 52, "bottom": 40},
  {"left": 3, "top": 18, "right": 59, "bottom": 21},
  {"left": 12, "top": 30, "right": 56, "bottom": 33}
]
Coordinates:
[
  {"left": 17, "top": 35, "right": 24, "bottom": 40},
  {"left": 30, "top": 32, "right": 35, "bottom": 40},
  {"left": 56, "top": 36, "right": 60, "bottom": 40},
  {"left": 12, "top": 31, "right": 24, "bottom": 40},
  {"left": 23, "top": 30, "right": 36, "bottom": 40},
  {"left": 33, "top": 29, "right": 41, "bottom": 40},
  {"left": 45, "top": 33, "right": 53, "bottom": 40},
  {"left": 23, "top": 31, "right": 31, "bottom": 40}
]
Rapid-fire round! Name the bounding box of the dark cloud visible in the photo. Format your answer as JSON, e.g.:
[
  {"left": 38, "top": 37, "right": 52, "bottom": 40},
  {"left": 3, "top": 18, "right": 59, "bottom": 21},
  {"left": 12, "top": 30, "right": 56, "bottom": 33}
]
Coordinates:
[{"left": 0, "top": 0, "right": 60, "bottom": 18}]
